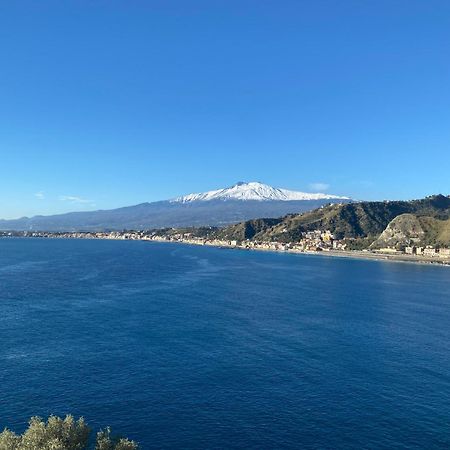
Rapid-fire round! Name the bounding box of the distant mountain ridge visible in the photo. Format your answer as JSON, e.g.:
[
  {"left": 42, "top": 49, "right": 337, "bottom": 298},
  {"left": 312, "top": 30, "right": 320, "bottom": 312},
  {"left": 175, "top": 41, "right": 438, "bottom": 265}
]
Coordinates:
[{"left": 0, "top": 182, "right": 351, "bottom": 231}]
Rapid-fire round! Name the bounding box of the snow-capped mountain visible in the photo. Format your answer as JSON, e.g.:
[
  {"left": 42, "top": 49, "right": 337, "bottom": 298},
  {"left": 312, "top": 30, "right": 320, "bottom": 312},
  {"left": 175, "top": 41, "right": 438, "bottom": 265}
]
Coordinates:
[
  {"left": 0, "top": 182, "right": 352, "bottom": 231},
  {"left": 172, "top": 181, "right": 349, "bottom": 203}
]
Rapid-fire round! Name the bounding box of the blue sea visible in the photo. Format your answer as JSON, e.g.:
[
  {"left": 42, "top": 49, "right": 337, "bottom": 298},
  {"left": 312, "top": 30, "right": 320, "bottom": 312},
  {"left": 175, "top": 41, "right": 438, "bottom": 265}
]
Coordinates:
[{"left": 1, "top": 238, "right": 450, "bottom": 449}]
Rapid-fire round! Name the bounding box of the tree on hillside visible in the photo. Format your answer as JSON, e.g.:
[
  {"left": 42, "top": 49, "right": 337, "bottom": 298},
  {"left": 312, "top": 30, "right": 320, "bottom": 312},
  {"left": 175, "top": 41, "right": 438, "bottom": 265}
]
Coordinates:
[{"left": 0, "top": 415, "right": 138, "bottom": 450}]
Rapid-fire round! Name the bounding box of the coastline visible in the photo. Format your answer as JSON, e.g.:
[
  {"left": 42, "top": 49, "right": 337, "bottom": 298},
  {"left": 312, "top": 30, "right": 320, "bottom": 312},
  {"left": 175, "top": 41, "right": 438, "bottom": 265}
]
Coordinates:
[
  {"left": 298, "top": 248, "right": 450, "bottom": 266},
  {"left": 211, "top": 242, "right": 450, "bottom": 267},
  {"left": 3, "top": 234, "right": 449, "bottom": 267}
]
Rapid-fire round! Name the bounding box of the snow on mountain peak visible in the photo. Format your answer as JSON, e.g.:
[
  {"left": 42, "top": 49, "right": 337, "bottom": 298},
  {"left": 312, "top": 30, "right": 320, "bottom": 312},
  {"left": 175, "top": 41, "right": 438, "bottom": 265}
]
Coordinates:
[{"left": 171, "top": 182, "right": 349, "bottom": 203}]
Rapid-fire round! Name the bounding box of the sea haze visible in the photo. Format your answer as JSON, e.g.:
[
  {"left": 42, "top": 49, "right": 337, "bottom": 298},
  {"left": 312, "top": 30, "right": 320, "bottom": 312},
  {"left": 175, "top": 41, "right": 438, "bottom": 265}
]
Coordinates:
[{"left": 0, "top": 238, "right": 449, "bottom": 448}]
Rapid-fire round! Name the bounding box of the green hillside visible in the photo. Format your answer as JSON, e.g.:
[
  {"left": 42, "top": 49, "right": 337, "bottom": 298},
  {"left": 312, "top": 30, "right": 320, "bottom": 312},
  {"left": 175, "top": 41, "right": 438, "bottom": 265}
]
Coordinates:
[
  {"left": 418, "top": 216, "right": 450, "bottom": 246},
  {"left": 211, "top": 195, "right": 450, "bottom": 248}
]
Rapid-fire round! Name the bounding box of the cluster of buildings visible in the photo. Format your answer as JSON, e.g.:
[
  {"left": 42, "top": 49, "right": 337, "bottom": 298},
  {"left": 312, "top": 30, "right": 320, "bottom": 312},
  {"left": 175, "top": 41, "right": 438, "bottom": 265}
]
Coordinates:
[
  {"left": 149, "top": 229, "right": 348, "bottom": 253},
  {"left": 293, "top": 230, "right": 348, "bottom": 251},
  {"left": 405, "top": 246, "right": 450, "bottom": 258}
]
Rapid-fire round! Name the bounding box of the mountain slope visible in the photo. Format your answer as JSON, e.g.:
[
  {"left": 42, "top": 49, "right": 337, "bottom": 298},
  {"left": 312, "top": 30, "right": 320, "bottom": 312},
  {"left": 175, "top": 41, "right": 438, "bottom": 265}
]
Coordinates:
[
  {"left": 0, "top": 182, "right": 351, "bottom": 231},
  {"left": 370, "top": 214, "right": 450, "bottom": 249},
  {"left": 369, "top": 214, "right": 426, "bottom": 249},
  {"left": 416, "top": 216, "right": 450, "bottom": 247}
]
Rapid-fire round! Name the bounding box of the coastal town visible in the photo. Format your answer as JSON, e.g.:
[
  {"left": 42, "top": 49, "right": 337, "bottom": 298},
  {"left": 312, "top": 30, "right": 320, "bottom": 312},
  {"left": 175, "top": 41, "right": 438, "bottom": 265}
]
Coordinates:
[{"left": 2, "top": 229, "right": 449, "bottom": 265}]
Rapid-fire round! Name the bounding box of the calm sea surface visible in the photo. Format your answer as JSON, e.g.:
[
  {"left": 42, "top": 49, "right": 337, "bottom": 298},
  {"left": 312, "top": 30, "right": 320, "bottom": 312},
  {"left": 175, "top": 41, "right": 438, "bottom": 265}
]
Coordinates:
[{"left": 1, "top": 238, "right": 450, "bottom": 449}]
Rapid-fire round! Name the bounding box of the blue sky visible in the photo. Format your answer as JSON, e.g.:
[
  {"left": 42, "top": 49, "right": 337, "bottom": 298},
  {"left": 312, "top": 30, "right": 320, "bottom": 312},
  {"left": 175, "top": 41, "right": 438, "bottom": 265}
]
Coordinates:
[{"left": 1, "top": 1, "right": 449, "bottom": 218}]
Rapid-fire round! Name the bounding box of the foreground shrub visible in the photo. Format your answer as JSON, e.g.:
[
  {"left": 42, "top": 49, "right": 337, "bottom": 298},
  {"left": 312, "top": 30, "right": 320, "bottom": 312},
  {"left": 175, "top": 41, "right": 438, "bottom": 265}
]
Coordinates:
[{"left": 0, "top": 415, "right": 138, "bottom": 450}]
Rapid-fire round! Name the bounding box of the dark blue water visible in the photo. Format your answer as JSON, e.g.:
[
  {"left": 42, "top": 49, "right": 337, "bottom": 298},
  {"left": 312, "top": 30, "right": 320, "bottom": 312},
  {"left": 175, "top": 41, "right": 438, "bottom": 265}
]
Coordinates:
[{"left": 1, "top": 238, "right": 450, "bottom": 448}]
